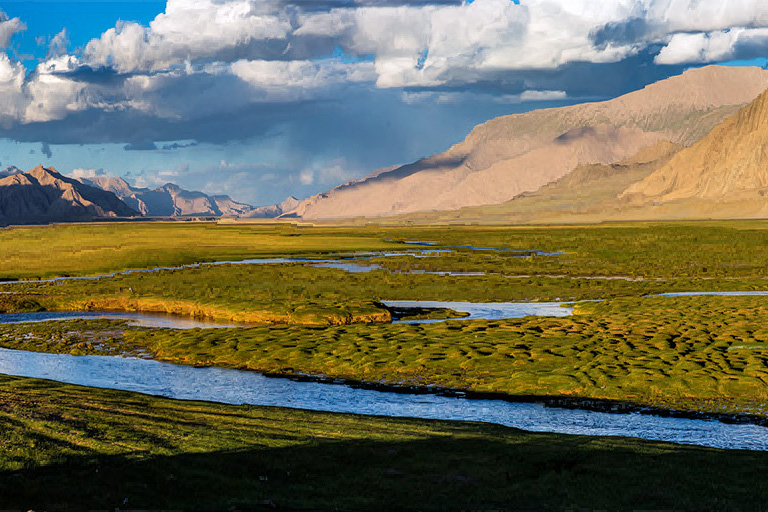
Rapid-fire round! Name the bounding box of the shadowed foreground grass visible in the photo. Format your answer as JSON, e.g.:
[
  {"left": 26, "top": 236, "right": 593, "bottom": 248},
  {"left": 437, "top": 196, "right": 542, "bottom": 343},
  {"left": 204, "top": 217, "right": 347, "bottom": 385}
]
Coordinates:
[{"left": 2, "top": 374, "right": 768, "bottom": 511}]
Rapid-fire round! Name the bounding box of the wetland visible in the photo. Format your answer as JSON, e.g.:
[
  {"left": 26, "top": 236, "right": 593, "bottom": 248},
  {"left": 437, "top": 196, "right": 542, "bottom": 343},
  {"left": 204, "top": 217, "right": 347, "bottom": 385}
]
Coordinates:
[{"left": 6, "top": 221, "right": 768, "bottom": 509}]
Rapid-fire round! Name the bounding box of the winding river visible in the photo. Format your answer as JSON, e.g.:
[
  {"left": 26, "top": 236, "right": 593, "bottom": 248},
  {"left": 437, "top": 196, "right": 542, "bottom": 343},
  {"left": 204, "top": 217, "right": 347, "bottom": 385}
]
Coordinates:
[{"left": 0, "top": 346, "right": 766, "bottom": 451}]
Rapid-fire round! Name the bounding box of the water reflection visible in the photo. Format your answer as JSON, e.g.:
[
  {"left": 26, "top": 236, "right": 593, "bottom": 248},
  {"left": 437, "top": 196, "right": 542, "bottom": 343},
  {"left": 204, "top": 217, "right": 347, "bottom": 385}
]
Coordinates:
[{"left": 382, "top": 300, "right": 574, "bottom": 323}]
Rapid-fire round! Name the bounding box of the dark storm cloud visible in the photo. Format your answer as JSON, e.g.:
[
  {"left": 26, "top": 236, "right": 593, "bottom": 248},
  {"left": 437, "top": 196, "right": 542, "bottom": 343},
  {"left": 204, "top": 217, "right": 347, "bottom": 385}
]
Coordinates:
[
  {"left": 54, "top": 65, "right": 127, "bottom": 85},
  {"left": 0, "top": 99, "right": 311, "bottom": 146},
  {"left": 590, "top": 17, "right": 652, "bottom": 48},
  {"left": 0, "top": 47, "right": 690, "bottom": 154}
]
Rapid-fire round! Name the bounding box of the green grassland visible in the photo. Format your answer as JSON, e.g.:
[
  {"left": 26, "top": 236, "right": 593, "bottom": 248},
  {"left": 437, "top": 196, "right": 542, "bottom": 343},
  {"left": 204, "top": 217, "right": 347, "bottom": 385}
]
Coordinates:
[
  {"left": 4, "top": 221, "right": 768, "bottom": 509},
  {"left": 11, "top": 221, "right": 768, "bottom": 325},
  {"left": 7, "top": 220, "right": 768, "bottom": 280},
  {"left": 0, "top": 222, "right": 397, "bottom": 280},
  {"left": 3, "top": 374, "right": 768, "bottom": 511},
  {"left": 2, "top": 221, "right": 768, "bottom": 416}
]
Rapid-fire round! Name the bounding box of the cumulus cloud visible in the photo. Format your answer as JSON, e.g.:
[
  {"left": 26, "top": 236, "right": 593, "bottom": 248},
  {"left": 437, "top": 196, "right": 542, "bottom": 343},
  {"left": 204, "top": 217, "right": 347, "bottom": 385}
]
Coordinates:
[
  {"left": 1, "top": 0, "right": 768, "bottom": 148},
  {"left": 655, "top": 28, "right": 768, "bottom": 65},
  {"left": 83, "top": 0, "right": 293, "bottom": 74}
]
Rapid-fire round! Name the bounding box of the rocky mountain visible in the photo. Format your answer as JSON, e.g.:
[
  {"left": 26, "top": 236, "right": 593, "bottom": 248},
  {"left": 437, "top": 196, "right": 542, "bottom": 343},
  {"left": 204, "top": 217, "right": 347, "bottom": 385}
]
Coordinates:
[
  {"left": 285, "top": 66, "right": 768, "bottom": 220},
  {"left": 0, "top": 166, "right": 137, "bottom": 224},
  {"left": 79, "top": 177, "right": 254, "bottom": 217}
]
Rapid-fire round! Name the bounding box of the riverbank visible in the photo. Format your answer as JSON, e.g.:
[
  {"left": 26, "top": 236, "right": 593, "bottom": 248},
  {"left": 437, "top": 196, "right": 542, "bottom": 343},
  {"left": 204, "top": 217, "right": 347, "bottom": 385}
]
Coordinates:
[{"left": 3, "top": 373, "right": 768, "bottom": 511}]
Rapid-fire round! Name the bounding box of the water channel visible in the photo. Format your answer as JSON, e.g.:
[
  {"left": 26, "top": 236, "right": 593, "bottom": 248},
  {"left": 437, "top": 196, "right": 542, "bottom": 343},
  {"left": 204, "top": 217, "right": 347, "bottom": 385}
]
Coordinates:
[{"left": 0, "top": 346, "right": 765, "bottom": 451}]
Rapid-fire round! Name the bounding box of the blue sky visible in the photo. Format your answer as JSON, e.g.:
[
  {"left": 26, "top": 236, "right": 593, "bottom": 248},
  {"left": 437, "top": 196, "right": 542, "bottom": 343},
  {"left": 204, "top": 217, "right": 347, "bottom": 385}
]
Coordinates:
[{"left": 0, "top": 1, "right": 766, "bottom": 206}]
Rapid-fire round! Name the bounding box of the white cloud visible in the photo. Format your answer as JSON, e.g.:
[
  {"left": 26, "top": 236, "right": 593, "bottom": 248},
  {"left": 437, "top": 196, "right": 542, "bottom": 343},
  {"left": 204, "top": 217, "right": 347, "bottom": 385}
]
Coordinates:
[
  {"left": 645, "top": 0, "right": 768, "bottom": 35},
  {"left": 519, "top": 89, "right": 567, "bottom": 101},
  {"left": 4, "top": 0, "right": 768, "bottom": 134},
  {"left": 0, "top": 55, "right": 27, "bottom": 127},
  {"left": 47, "top": 29, "right": 69, "bottom": 59},
  {"left": 83, "top": 0, "right": 292, "bottom": 74},
  {"left": 655, "top": 27, "right": 768, "bottom": 65},
  {"left": 230, "top": 59, "right": 376, "bottom": 100},
  {"left": 298, "top": 0, "right": 643, "bottom": 88}
]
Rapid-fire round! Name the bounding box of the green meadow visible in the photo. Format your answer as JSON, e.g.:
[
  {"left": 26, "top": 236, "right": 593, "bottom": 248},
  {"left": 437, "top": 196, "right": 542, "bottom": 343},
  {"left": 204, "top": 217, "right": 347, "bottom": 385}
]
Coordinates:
[{"left": 2, "top": 220, "right": 768, "bottom": 509}]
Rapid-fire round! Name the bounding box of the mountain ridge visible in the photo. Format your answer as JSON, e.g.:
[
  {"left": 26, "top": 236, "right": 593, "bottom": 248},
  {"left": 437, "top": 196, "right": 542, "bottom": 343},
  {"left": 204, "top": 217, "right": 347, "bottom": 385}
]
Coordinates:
[
  {"left": 622, "top": 86, "right": 768, "bottom": 205},
  {"left": 79, "top": 177, "right": 256, "bottom": 217}
]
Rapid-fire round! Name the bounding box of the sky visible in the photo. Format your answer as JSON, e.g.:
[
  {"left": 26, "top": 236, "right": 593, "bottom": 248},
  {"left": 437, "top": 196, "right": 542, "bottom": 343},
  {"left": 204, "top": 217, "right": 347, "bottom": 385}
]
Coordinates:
[{"left": 0, "top": 1, "right": 766, "bottom": 206}]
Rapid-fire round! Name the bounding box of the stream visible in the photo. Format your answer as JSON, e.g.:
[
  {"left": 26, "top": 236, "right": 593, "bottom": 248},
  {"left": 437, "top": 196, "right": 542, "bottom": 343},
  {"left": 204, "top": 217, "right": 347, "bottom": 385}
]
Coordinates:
[{"left": 0, "top": 346, "right": 765, "bottom": 451}]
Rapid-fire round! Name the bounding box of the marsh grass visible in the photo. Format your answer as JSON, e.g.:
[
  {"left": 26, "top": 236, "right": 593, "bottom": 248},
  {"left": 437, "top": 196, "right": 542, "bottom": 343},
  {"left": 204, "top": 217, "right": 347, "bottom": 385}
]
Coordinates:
[
  {"left": 7, "top": 221, "right": 768, "bottom": 328},
  {"left": 6, "top": 222, "right": 768, "bottom": 508},
  {"left": 120, "top": 295, "right": 768, "bottom": 415},
  {"left": 7, "top": 295, "right": 768, "bottom": 416}
]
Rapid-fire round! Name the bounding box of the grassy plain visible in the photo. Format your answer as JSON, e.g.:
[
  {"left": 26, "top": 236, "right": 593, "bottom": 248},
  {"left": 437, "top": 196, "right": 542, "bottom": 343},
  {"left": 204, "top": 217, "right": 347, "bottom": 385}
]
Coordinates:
[
  {"left": 8, "top": 221, "right": 768, "bottom": 326},
  {"left": 3, "top": 374, "right": 768, "bottom": 511},
  {"left": 3, "top": 221, "right": 768, "bottom": 414},
  {"left": 0, "top": 222, "right": 396, "bottom": 280}
]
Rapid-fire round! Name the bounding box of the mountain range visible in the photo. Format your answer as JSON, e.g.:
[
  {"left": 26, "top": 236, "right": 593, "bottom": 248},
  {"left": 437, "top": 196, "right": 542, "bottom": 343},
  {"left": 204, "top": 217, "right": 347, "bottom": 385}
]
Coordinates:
[
  {"left": 284, "top": 65, "right": 768, "bottom": 221},
  {"left": 77, "top": 176, "right": 255, "bottom": 217}
]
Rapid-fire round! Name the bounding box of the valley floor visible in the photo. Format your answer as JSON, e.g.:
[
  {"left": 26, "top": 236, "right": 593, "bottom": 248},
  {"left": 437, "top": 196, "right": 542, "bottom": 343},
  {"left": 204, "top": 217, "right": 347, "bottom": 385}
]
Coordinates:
[{"left": 3, "top": 221, "right": 768, "bottom": 508}]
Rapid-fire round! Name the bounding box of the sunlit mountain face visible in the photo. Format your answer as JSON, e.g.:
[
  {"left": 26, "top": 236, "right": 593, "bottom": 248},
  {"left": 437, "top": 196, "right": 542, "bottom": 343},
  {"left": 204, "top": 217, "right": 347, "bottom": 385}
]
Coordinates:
[{"left": 0, "top": 1, "right": 766, "bottom": 209}]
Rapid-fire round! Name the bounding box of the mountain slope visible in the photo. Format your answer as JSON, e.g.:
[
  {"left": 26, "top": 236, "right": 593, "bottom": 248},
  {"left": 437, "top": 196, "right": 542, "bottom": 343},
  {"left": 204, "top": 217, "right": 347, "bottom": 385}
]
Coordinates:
[
  {"left": 622, "top": 87, "right": 768, "bottom": 205},
  {"left": 287, "top": 66, "right": 768, "bottom": 220},
  {"left": 392, "top": 141, "right": 682, "bottom": 224},
  {"left": 0, "top": 166, "right": 137, "bottom": 223}
]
